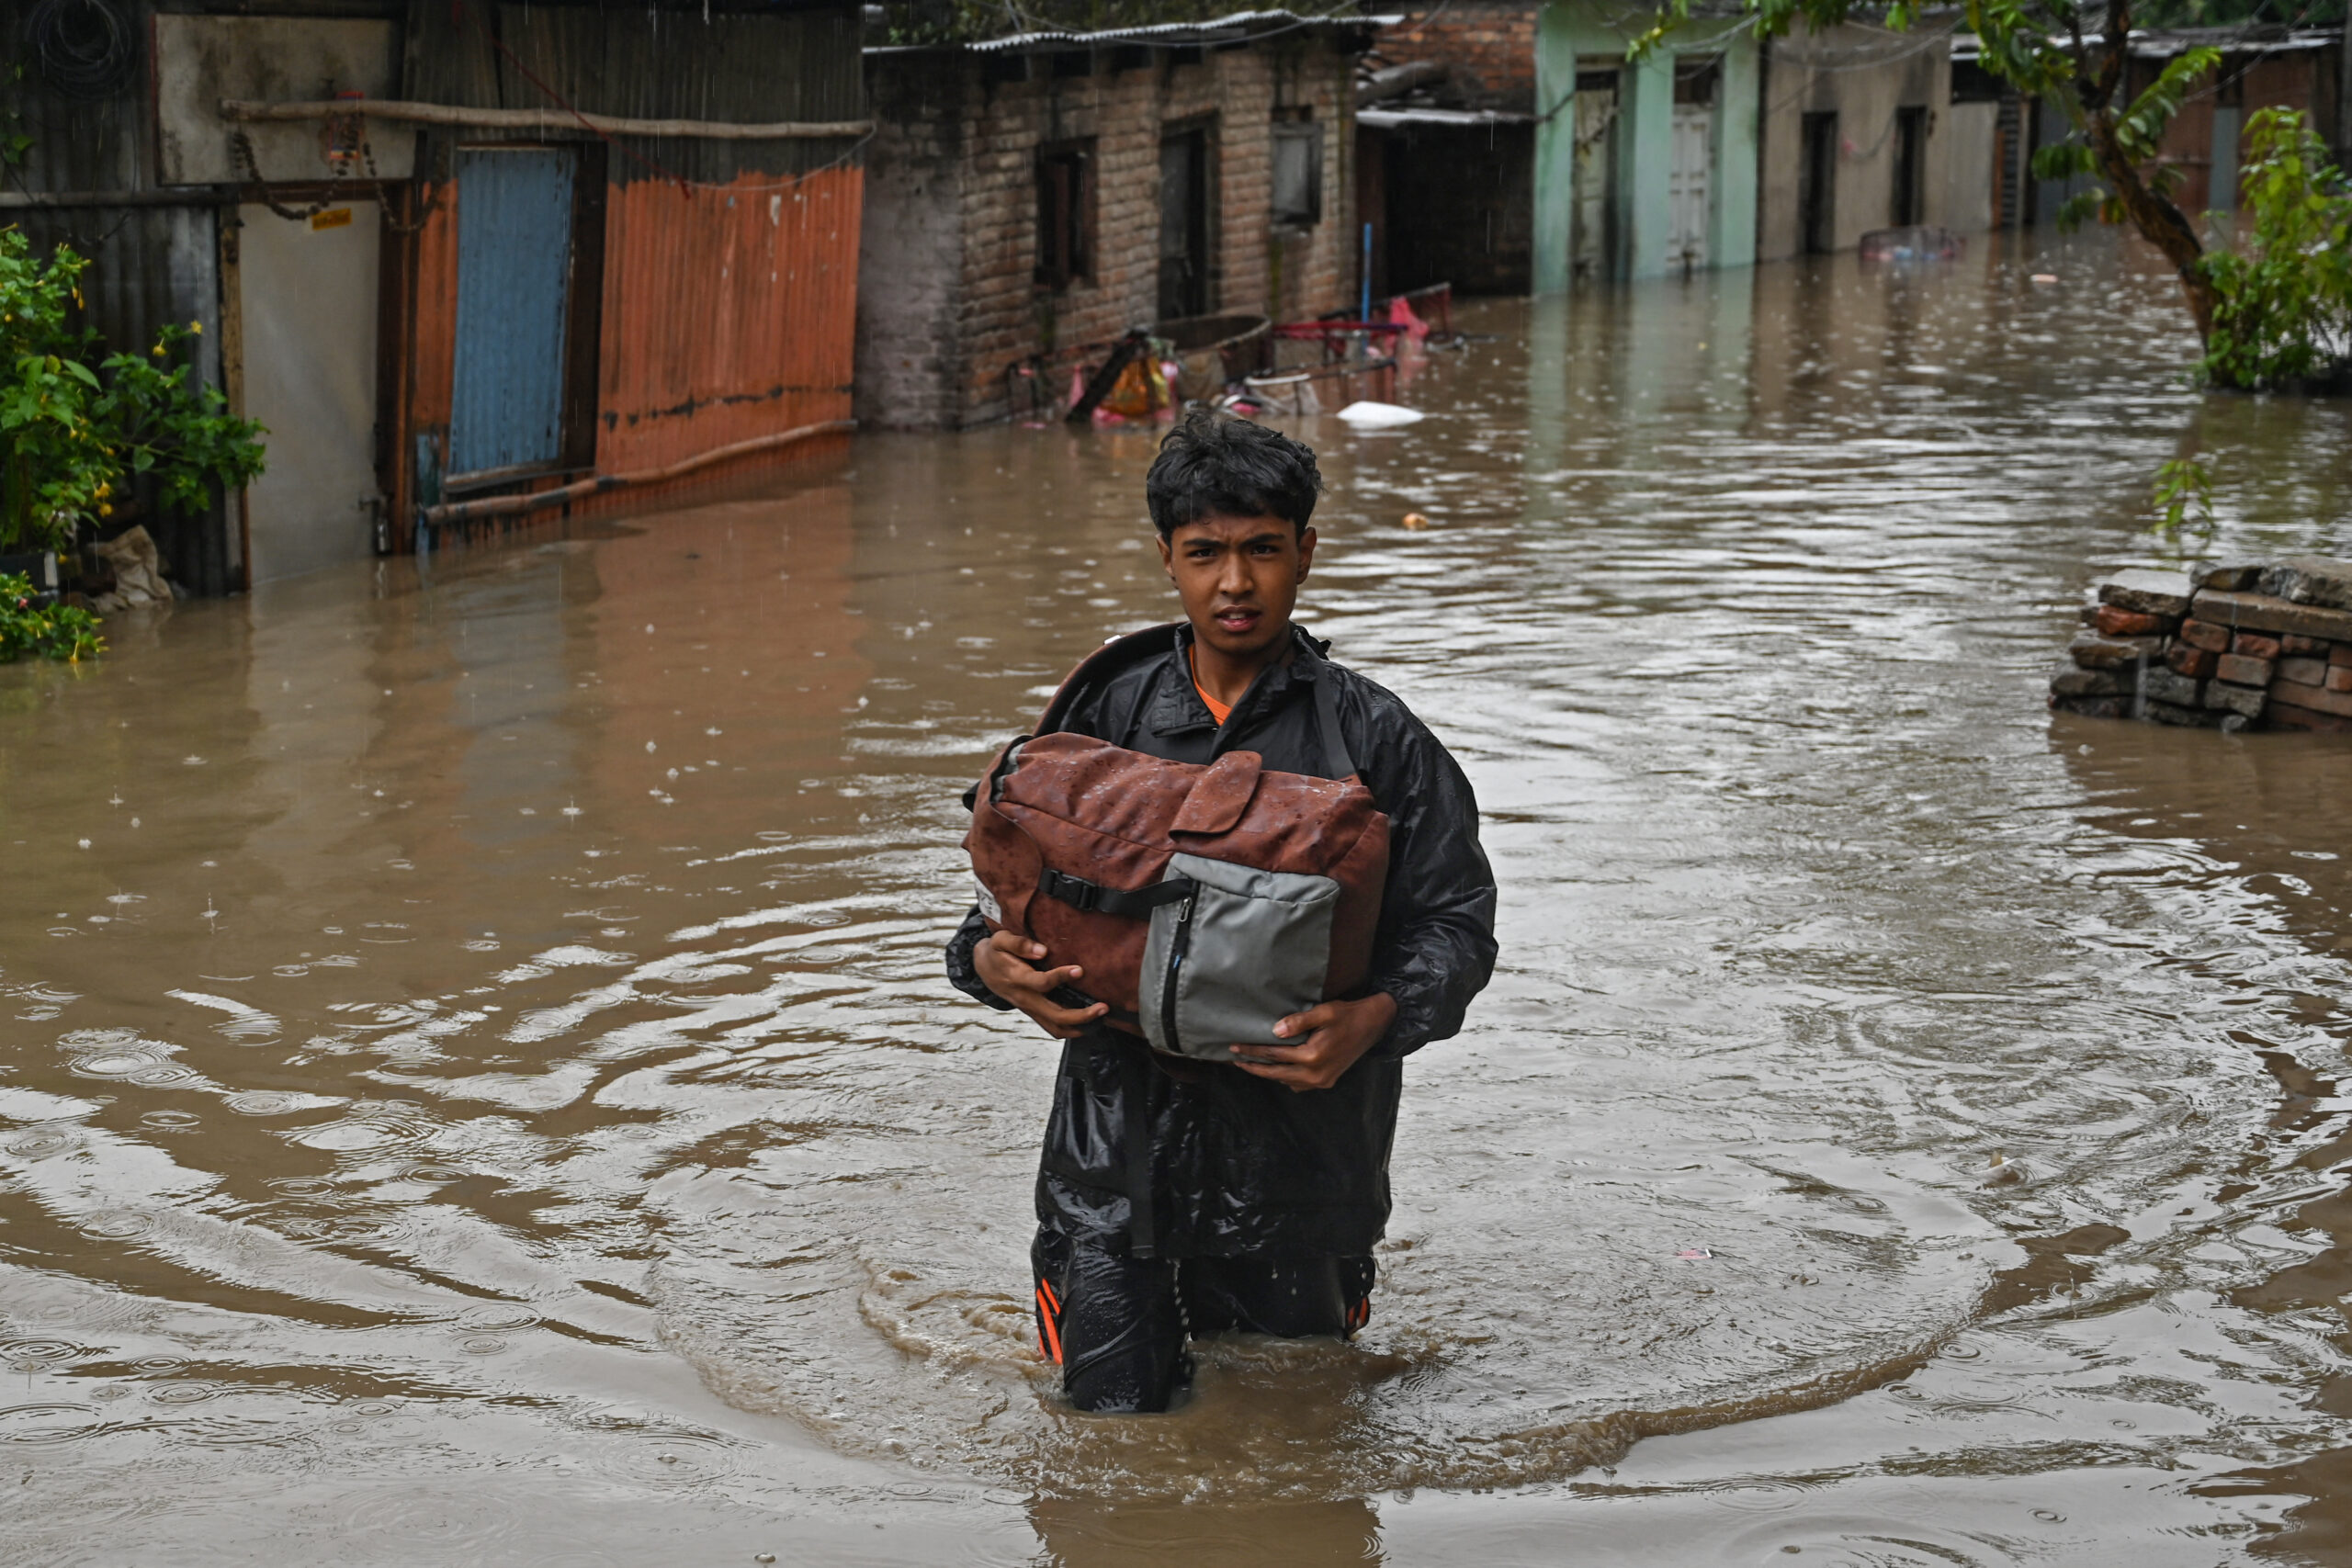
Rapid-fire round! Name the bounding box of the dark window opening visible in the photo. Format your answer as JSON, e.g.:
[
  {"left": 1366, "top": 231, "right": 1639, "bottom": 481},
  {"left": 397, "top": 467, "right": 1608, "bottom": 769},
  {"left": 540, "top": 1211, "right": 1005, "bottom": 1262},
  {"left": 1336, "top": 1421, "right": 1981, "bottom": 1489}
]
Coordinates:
[
  {"left": 1950, "top": 59, "right": 2005, "bottom": 103},
  {"left": 1271, "top": 118, "right": 1322, "bottom": 228},
  {"left": 1035, "top": 141, "right": 1093, "bottom": 290},
  {"left": 1891, "top": 106, "right": 1928, "bottom": 226},
  {"left": 1673, "top": 57, "right": 1720, "bottom": 106}
]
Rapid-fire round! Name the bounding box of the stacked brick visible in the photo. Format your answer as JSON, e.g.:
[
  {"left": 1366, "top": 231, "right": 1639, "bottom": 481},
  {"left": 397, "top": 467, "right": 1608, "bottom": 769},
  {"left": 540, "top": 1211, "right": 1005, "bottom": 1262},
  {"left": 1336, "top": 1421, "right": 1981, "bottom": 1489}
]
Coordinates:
[{"left": 2050, "top": 558, "right": 2352, "bottom": 732}]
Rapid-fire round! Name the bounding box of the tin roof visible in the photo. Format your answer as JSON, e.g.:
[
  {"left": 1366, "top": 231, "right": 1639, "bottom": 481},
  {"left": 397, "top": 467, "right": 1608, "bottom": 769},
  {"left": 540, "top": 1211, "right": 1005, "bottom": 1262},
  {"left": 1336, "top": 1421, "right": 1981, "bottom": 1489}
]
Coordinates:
[
  {"left": 867, "top": 8, "right": 1397, "bottom": 55},
  {"left": 1951, "top": 24, "right": 2338, "bottom": 61},
  {"left": 1358, "top": 106, "right": 1533, "bottom": 127}
]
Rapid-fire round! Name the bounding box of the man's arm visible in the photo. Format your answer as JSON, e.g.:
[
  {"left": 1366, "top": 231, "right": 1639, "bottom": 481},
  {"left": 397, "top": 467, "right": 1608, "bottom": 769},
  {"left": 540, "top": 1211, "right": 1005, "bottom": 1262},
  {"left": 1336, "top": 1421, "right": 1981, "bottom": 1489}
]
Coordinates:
[
  {"left": 1233, "top": 687, "right": 1498, "bottom": 1089},
  {"left": 944, "top": 907, "right": 1013, "bottom": 1010},
  {"left": 947, "top": 905, "right": 1115, "bottom": 1037},
  {"left": 1357, "top": 701, "right": 1498, "bottom": 1057}
]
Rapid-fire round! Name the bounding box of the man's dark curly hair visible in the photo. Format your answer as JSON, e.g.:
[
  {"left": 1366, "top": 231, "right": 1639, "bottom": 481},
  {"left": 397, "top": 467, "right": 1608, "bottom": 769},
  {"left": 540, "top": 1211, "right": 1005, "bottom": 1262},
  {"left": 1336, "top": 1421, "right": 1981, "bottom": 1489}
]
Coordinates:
[{"left": 1144, "top": 410, "right": 1322, "bottom": 539}]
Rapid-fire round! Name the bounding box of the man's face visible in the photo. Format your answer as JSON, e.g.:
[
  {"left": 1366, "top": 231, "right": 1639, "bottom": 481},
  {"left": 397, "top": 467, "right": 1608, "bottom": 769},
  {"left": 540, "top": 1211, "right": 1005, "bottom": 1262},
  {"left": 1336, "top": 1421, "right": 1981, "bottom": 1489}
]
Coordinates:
[{"left": 1157, "top": 512, "right": 1317, "bottom": 665}]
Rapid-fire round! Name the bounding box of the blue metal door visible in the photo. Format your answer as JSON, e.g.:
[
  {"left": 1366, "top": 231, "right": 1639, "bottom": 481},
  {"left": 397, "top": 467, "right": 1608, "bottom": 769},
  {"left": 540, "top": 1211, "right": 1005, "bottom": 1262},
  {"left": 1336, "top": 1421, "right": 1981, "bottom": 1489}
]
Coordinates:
[{"left": 450, "top": 148, "right": 574, "bottom": 477}]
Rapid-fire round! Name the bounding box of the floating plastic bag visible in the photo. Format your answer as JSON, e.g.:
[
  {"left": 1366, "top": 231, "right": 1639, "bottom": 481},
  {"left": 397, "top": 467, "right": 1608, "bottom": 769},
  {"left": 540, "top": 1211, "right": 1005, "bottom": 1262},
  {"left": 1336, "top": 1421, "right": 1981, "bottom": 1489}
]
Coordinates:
[{"left": 1336, "top": 400, "right": 1425, "bottom": 426}]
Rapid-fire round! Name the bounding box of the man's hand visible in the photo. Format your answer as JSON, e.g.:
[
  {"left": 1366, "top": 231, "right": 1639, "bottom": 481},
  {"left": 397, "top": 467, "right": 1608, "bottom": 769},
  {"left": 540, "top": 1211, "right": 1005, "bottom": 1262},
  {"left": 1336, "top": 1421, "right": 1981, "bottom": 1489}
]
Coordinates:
[
  {"left": 972, "top": 930, "right": 1110, "bottom": 1040},
  {"left": 1231, "top": 993, "right": 1397, "bottom": 1091}
]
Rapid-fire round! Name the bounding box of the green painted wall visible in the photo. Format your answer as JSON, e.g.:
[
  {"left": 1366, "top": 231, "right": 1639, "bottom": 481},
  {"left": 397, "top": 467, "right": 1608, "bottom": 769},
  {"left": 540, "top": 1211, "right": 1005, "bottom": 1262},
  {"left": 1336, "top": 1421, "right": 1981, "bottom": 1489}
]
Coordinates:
[
  {"left": 1532, "top": 2, "right": 1759, "bottom": 290},
  {"left": 1532, "top": 11, "right": 1579, "bottom": 295}
]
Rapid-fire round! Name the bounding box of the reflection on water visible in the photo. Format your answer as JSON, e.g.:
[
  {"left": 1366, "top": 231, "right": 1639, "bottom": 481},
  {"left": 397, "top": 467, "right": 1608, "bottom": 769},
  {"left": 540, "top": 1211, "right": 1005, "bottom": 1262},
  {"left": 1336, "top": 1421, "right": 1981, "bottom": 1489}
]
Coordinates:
[{"left": 6, "top": 231, "right": 2352, "bottom": 1563}]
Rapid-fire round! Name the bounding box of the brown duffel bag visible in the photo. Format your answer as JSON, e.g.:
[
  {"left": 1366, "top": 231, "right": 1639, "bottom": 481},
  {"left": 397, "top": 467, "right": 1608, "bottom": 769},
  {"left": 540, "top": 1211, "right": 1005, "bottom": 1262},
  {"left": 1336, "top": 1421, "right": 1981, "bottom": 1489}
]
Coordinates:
[{"left": 964, "top": 628, "right": 1389, "bottom": 1060}]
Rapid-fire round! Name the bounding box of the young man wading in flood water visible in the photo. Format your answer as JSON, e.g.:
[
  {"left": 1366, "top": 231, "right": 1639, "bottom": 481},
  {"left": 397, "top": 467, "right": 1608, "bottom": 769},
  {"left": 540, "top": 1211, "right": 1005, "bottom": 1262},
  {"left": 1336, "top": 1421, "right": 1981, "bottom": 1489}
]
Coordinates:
[{"left": 945, "top": 412, "right": 1497, "bottom": 1414}]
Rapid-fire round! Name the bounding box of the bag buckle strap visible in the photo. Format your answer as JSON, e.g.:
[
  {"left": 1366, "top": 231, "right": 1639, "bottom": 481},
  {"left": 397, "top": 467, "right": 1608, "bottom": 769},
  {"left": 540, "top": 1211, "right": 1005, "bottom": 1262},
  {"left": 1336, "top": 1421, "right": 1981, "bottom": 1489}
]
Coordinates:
[
  {"left": 1039, "top": 868, "right": 1102, "bottom": 911},
  {"left": 1040, "top": 869, "right": 1196, "bottom": 919}
]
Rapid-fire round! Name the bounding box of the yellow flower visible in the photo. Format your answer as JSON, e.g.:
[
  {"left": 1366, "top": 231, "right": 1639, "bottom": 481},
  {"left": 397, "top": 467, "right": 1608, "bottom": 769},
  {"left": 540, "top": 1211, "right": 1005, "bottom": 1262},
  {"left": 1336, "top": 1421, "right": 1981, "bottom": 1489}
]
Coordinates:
[
  {"left": 188, "top": 320, "right": 202, "bottom": 334},
  {"left": 98, "top": 503, "right": 111, "bottom": 516}
]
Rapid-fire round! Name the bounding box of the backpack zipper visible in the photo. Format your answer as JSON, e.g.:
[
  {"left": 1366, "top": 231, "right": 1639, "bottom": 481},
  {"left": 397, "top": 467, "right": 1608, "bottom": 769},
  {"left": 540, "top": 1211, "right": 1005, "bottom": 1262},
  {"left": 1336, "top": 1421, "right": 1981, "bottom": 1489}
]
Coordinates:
[{"left": 1159, "top": 894, "right": 1195, "bottom": 1053}]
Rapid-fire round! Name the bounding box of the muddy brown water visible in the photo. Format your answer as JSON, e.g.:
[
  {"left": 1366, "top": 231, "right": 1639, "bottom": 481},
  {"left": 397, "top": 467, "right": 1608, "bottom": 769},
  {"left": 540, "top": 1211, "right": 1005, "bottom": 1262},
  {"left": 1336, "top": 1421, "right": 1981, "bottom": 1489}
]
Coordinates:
[{"left": 9, "top": 234, "right": 2352, "bottom": 1565}]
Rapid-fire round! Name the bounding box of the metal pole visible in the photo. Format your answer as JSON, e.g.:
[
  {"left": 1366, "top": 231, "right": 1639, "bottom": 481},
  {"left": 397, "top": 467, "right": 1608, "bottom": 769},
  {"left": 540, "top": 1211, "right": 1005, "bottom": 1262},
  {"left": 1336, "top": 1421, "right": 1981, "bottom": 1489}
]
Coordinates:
[{"left": 1360, "top": 221, "right": 1374, "bottom": 321}]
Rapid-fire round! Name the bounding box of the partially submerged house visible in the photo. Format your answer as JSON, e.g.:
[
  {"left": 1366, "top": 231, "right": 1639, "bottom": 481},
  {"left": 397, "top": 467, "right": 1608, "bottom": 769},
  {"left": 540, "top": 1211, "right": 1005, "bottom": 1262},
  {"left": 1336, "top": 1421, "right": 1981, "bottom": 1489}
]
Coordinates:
[
  {"left": 8, "top": 0, "right": 865, "bottom": 587},
  {"left": 855, "top": 9, "right": 1380, "bottom": 431},
  {"left": 1755, "top": 22, "right": 1953, "bottom": 259},
  {"left": 1532, "top": 0, "right": 1762, "bottom": 288}
]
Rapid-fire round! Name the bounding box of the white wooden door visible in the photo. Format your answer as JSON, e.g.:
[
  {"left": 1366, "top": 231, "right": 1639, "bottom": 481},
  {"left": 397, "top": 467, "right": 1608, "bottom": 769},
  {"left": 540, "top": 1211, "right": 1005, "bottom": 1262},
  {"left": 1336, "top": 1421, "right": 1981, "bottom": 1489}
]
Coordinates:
[{"left": 1668, "top": 104, "right": 1713, "bottom": 271}]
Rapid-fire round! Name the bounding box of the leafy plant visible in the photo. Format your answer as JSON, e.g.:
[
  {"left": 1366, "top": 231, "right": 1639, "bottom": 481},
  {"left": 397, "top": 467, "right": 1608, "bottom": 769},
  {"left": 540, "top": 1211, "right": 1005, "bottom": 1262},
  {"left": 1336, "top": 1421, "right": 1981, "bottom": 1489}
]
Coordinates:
[
  {"left": 0, "top": 227, "right": 266, "bottom": 557},
  {"left": 2152, "top": 454, "right": 2214, "bottom": 534},
  {"left": 2198, "top": 107, "right": 2352, "bottom": 390},
  {"left": 0, "top": 571, "right": 103, "bottom": 662}
]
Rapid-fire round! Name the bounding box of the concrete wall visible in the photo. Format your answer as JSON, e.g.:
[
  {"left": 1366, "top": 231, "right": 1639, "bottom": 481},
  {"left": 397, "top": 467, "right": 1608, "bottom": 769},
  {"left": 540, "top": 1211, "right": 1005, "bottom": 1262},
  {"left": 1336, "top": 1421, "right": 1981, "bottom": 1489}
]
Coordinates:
[
  {"left": 1944, "top": 100, "right": 1998, "bottom": 232},
  {"left": 1532, "top": 2, "right": 1758, "bottom": 289},
  {"left": 1756, "top": 22, "right": 1951, "bottom": 261},
  {"left": 857, "top": 63, "right": 975, "bottom": 432},
  {"left": 859, "top": 37, "right": 1360, "bottom": 430}
]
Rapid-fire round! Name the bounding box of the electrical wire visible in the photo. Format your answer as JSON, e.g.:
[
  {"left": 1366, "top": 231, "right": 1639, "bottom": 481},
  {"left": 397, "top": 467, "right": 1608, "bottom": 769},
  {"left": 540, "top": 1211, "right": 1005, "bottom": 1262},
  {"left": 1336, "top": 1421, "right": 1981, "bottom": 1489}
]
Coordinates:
[{"left": 25, "top": 0, "right": 138, "bottom": 100}]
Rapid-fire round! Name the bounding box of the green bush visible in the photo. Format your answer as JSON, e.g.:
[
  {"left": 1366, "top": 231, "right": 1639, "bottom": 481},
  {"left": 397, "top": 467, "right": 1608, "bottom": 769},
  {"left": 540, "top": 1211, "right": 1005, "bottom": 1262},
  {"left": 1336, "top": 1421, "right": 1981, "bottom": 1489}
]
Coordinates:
[
  {"left": 0, "top": 571, "right": 102, "bottom": 662},
  {"left": 0, "top": 227, "right": 266, "bottom": 557},
  {"left": 2199, "top": 108, "right": 2352, "bottom": 390}
]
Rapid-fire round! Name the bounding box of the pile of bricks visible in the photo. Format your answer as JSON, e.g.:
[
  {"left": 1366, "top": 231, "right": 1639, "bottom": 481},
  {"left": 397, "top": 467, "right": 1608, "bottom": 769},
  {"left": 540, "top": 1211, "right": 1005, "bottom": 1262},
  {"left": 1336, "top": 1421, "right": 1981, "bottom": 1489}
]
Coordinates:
[{"left": 2050, "top": 558, "right": 2352, "bottom": 732}]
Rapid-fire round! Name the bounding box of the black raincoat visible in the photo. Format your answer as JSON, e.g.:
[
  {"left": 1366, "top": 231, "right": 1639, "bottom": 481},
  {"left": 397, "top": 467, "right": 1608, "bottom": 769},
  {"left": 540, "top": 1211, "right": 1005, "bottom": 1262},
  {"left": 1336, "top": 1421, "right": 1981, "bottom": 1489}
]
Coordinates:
[{"left": 945, "top": 624, "right": 1498, "bottom": 1258}]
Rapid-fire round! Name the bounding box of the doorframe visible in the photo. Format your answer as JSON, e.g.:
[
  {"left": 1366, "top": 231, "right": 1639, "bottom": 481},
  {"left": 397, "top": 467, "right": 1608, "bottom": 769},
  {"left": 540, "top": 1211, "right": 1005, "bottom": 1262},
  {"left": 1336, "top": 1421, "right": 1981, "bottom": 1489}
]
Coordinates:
[
  {"left": 1570, "top": 65, "right": 1621, "bottom": 285},
  {"left": 1157, "top": 115, "right": 1218, "bottom": 321},
  {"left": 559, "top": 141, "right": 608, "bottom": 477}
]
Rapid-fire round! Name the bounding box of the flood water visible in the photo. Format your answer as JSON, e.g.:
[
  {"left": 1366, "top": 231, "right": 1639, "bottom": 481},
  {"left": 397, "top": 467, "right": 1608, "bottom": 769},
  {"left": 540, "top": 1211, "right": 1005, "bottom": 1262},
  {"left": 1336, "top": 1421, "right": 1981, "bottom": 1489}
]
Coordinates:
[{"left": 9, "top": 233, "right": 2352, "bottom": 1565}]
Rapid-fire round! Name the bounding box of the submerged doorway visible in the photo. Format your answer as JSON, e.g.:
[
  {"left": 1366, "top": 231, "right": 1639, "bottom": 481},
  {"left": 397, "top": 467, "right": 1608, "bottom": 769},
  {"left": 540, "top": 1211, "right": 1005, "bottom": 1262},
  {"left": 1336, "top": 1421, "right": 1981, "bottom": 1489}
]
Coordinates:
[
  {"left": 1570, "top": 69, "right": 1619, "bottom": 283},
  {"left": 1668, "top": 58, "right": 1719, "bottom": 274},
  {"left": 1158, "top": 127, "right": 1212, "bottom": 321},
  {"left": 449, "top": 146, "right": 577, "bottom": 482},
  {"left": 1799, "top": 111, "right": 1838, "bottom": 254},
  {"left": 237, "top": 198, "right": 381, "bottom": 581},
  {"left": 1891, "top": 106, "right": 1928, "bottom": 226}
]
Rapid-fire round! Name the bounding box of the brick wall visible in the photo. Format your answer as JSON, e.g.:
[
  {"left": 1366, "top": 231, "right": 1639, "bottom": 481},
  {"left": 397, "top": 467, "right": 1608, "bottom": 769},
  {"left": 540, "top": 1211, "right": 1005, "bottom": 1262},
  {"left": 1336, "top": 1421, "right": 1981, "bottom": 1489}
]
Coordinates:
[
  {"left": 859, "top": 35, "right": 1363, "bottom": 429},
  {"left": 856, "top": 62, "right": 973, "bottom": 431},
  {"left": 1374, "top": 0, "right": 1541, "bottom": 113}
]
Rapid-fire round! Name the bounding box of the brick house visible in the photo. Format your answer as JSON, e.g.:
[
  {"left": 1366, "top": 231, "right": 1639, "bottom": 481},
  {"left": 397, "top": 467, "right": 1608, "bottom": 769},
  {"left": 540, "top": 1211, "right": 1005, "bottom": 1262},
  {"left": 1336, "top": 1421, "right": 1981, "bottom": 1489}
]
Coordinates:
[{"left": 855, "top": 10, "right": 1382, "bottom": 431}]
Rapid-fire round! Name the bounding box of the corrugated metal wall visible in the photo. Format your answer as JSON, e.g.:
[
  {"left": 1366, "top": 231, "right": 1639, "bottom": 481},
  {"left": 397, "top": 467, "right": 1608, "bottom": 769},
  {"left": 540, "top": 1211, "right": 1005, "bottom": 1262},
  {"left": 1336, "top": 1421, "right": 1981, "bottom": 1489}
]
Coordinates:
[
  {"left": 596, "top": 169, "right": 862, "bottom": 473},
  {"left": 7, "top": 0, "right": 237, "bottom": 594},
  {"left": 390, "top": 0, "right": 866, "bottom": 542}
]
